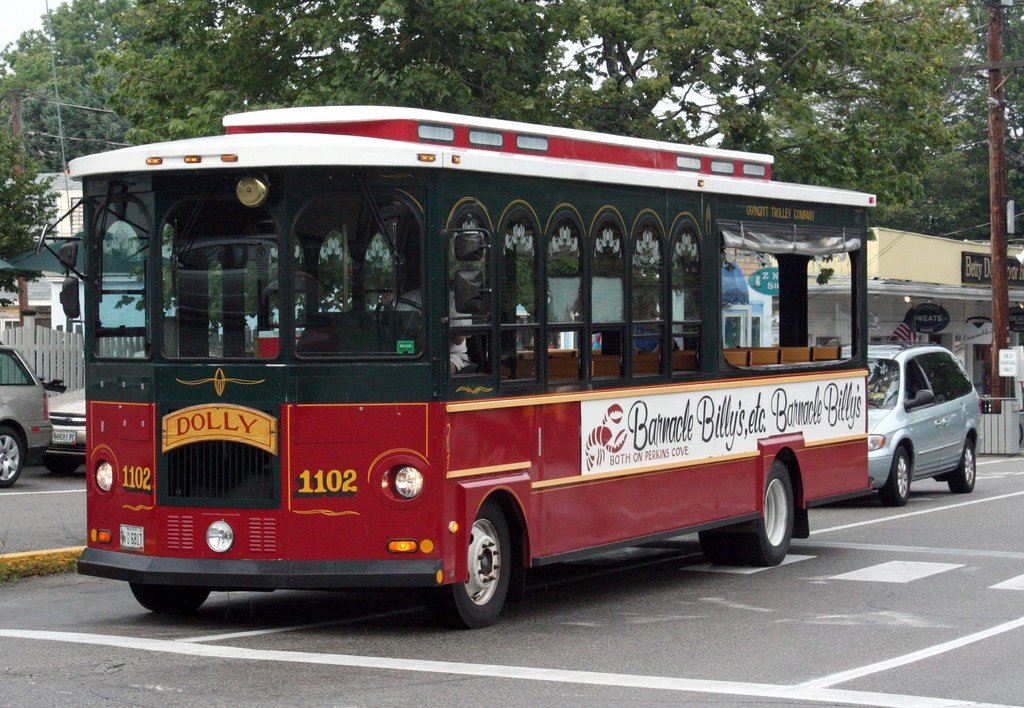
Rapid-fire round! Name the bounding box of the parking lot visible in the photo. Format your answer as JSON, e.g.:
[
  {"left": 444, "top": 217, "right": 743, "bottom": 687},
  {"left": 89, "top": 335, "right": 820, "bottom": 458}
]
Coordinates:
[{"left": 2, "top": 458, "right": 1024, "bottom": 706}]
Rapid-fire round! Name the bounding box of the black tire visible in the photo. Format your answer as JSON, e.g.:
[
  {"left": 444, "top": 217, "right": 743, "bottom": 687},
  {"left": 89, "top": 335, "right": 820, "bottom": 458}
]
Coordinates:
[
  {"left": 698, "top": 530, "right": 739, "bottom": 565},
  {"left": 947, "top": 438, "right": 976, "bottom": 495},
  {"left": 733, "top": 460, "right": 794, "bottom": 567},
  {"left": 0, "top": 424, "right": 26, "bottom": 489},
  {"left": 129, "top": 583, "right": 210, "bottom": 614},
  {"left": 879, "top": 446, "right": 911, "bottom": 507},
  {"left": 43, "top": 455, "right": 83, "bottom": 476},
  {"left": 429, "top": 500, "right": 511, "bottom": 629}
]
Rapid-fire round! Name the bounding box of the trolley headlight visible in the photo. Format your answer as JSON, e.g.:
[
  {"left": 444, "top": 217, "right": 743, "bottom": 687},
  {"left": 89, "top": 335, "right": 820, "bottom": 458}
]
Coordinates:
[
  {"left": 867, "top": 434, "right": 886, "bottom": 452},
  {"left": 95, "top": 461, "right": 113, "bottom": 492},
  {"left": 392, "top": 465, "right": 424, "bottom": 499},
  {"left": 206, "top": 520, "right": 234, "bottom": 553}
]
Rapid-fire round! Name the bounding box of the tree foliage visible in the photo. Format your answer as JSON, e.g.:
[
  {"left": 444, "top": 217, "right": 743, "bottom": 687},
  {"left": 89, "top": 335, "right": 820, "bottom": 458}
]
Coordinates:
[
  {"left": 0, "top": 0, "right": 138, "bottom": 171},
  {"left": 0, "top": 130, "right": 54, "bottom": 294}
]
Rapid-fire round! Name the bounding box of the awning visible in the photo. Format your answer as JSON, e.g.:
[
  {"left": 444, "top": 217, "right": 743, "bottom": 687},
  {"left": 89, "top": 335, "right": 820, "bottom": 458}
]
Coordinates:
[
  {"left": 10, "top": 238, "right": 84, "bottom": 274},
  {"left": 719, "top": 220, "right": 861, "bottom": 256},
  {"left": 721, "top": 261, "right": 749, "bottom": 305}
]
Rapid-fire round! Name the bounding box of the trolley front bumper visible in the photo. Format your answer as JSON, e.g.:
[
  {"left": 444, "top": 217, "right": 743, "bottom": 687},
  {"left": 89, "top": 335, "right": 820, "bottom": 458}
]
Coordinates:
[{"left": 78, "top": 547, "right": 443, "bottom": 589}]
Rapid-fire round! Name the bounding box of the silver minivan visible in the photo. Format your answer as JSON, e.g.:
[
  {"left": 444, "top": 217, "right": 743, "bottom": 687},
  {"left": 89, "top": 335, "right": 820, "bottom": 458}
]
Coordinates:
[
  {"left": 0, "top": 345, "right": 55, "bottom": 488},
  {"left": 867, "top": 344, "right": 981, "bottom": 506}
]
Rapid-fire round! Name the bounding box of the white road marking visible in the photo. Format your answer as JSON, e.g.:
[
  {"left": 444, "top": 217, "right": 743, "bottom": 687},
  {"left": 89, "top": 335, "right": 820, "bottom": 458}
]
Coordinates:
[
  {"left": 795, "top": 615, "right": 1024, "bottom": 691},
  {"left": 795, "top": 540, "right": 1024, "bottom": 561},
  {"left": 178, "top": 608, "right": 420, "bottom": 643},
  {"left": 831, "top": 561, "right": 963, "bottom": 584},
  {"left": 991, "top": 574, "right": 1024, "bottom": 591},
  {"left": 0, "top": 628, "right": 1011, "bottom": 708},
  {"left": 0, "top": 489, "right": 85, "bottom": 497},
  {"left": 813, "top": 490, "right": 1024, "bottom": 535},
  {"left": 682, "top": 554, "right": 814, "bottom": 575}
]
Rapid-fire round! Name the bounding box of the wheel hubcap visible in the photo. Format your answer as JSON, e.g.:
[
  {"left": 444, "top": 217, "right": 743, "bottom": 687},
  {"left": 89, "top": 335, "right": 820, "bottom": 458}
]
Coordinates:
[
  {"left": 896, "top": 456, "right": 909, "bottom": 498},
  {"left": 465, "top": 518, "right": 501, "bottom": 606},
  {"left": 764, "top": 478, "right": 787, "bottom": 547},
  {"left": 964, "top": 447, "right": 975, "bottom": 485}
]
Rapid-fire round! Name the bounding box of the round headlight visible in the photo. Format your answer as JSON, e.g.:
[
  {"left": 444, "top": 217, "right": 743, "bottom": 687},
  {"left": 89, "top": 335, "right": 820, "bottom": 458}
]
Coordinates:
[
  {"left": 95, "top": 461, "right": 113, "bottom": 492},
  {"left": 206, "top": 520, "right": 234, "bottom": 553},
  {"left": 393, "top": 466, "right": 424, "bottom": 499}
]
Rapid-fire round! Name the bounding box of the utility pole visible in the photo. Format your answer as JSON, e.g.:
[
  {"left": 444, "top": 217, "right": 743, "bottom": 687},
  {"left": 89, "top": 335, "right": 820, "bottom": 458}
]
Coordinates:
[
  {"left": 10, "top": 91, "right": 29, "bottom": 325},
  {"left": 989, "top": 0, "right": 1009, "bottom": 401}
]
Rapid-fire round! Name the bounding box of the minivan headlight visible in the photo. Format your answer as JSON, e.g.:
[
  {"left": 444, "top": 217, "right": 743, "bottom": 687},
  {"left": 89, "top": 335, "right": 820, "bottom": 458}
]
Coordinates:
[{"left": 867, "top": 434, "right": 886, "bottom": 452}]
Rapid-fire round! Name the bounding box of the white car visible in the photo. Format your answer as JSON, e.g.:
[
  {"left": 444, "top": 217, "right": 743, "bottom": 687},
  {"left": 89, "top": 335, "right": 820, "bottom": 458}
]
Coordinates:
[{"left": 42, "top": 388, "right": 85, "bottom": 475}]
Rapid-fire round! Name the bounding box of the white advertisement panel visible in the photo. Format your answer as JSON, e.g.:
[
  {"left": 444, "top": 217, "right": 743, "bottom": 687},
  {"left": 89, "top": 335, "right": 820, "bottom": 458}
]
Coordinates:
[{"left": 580, "top": 374, "right": 866, "bottom": 474}]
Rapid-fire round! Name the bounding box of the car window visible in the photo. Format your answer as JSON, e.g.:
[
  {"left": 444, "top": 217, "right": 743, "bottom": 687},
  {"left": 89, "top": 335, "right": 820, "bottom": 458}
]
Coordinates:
[
  {"left": 0, "top": 351, "right": 33, "bottom": 386},
  {"left": 867, "top": 358, "right": 900, "bottom": 409},
  {"left": 904, "top": 358, "right": 930, "bottom": 400},
  {"left": 916, "top": 351, "right": 973, "bottom": 402}
]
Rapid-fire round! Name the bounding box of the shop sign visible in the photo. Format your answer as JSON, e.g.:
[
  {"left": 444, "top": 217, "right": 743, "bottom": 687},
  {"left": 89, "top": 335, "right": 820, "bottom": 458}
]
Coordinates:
[
  {"left": 961, "top": 251, "right": 1024, "bottom": 286},
  {"left": 747, "top": 267, "right": 779, "bottom": 295},
  {"left": 910, "top": 303, "right": 949, "bottom": 334}
]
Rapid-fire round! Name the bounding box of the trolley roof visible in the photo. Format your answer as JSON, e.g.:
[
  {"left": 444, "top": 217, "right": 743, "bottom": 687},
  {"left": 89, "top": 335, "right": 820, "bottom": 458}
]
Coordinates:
[{"left": 70, "top": 106, "right": 875, "bottom": 208}]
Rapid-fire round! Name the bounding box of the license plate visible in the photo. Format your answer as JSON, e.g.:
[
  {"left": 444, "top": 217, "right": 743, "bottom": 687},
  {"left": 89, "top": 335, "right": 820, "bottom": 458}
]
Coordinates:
[
  {"left": 53, "top": 430, "right": 76, "bottom": 445},
  {"left": 120, "top": 524, "right": 144, "bottom": 551}
]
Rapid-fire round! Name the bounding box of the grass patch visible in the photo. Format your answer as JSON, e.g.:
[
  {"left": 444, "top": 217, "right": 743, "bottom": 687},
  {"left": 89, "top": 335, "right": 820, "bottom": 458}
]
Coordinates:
[{"left": 0, "top": 547, "right": 83, "bottom": 585}]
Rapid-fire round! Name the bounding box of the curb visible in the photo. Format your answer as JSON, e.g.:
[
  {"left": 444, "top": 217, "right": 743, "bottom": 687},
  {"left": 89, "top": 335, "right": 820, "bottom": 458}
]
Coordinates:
[{"left": 0, "top": 546, "right": 84, "bottom": 573}]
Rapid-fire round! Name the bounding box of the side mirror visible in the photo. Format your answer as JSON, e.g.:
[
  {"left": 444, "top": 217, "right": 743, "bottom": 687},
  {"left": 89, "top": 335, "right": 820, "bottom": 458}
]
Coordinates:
[
  {"left": 43, "top": 379, "right": 67, "bottom": 394},
  {"left": 60, "top": 276, "right": 80, "bottom": 320},
  {"left": 452, "top": 268, "right": 486, "bottom": 315},
  {"left": 453, "top": 231, "right": 487, "bottom": 262},
  {"left": 57, "top": 242, "right": 78, "bottom": 271},
  {"left": 905, "top": 389, "right": 935, "bottom": 411}
]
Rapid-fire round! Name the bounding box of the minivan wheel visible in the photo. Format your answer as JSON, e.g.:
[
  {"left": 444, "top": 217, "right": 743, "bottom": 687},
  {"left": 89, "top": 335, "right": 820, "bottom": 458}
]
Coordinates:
[
  {"left": 879, "top": 446, "right": 911, "bottom": 507},
  {"left": 0, "top": 425, "right": 26, "bottom": 488},
  {"left": 947, "top": 438, "right": 976, "bottom": 494}
]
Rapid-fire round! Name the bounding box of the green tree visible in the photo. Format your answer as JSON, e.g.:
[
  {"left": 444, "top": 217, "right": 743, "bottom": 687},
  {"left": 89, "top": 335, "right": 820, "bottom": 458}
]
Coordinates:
[
  {"left": 0, "top": 0, "right": 138, "bottom": 171},
  {"left": 554, "top": 0, "right": 971, "bottom": 203},
  {"left": 106, "top": 0, "right": 565, "bottom": 143},
  {"left": 0, "top": 130, "right": 55, "bottom": 297}
]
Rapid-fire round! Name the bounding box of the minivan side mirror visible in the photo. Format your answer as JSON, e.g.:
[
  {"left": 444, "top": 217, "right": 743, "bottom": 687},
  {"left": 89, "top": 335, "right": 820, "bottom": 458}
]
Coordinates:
[{"left": 905, "top": 389, "right": 935, "bottom": 411}]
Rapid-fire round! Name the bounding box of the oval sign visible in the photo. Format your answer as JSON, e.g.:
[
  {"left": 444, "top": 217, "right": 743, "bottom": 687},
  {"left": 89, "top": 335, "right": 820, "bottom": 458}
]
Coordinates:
[
  {"left": 911, "top": 303, "right": 950, "bottom": 334},
  {"left": 747, "top": 267, "right": 779, "bottom": 296}
]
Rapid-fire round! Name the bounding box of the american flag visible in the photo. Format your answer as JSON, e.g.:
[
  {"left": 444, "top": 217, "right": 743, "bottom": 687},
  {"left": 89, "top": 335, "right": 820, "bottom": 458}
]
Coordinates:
[{"left": 893, "top": 310, "right": 918, "bottom": 343}]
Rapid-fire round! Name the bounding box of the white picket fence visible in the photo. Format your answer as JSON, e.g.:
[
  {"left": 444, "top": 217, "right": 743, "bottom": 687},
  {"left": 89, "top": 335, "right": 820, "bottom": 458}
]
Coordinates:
[{"left": 1, "top": 325, "right": 85, "bottom": 390}]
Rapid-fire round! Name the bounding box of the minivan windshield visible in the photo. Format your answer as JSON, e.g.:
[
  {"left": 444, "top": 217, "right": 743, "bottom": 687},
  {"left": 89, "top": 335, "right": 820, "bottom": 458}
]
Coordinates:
[{"left": 867, "top": 358, "right": 900, "bottom": 409}]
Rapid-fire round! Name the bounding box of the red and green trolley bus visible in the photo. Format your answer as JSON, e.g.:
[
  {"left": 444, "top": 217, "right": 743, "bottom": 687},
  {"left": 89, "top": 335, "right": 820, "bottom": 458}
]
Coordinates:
[{"left": 63, "top": 107, "right": 874, "bottom": 627}]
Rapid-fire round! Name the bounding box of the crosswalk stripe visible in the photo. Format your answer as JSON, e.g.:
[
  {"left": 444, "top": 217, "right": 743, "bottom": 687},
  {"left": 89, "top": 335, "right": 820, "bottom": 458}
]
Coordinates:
[
  {"left": 831, "top": 561, "right": 963, "bottom": 583},
  {"left": 990, "top": 574, "right": 1024, "bottom": 591}
]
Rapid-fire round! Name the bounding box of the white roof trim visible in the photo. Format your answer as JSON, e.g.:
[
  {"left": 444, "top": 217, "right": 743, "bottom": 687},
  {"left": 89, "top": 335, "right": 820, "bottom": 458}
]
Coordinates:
[{"left": 69, "top": 131, "right": 875, "bottom": 208}]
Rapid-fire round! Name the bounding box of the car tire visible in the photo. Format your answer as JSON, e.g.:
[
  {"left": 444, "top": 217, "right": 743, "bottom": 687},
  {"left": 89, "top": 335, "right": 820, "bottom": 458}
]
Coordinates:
[
  {"left": 947, "top": 438, "right": 976, "bottom": 495},
  {"left": 43, "top": 455, "right": 82, "bottom": 476},
  {"left": 428, "top": 499, "right": 511, "bottom": 629},
  {"left": 734, "top": 460, "right": 795, "bottom": 567},
  {"left": 879, "top": 446, "right": 911, "bottom": 507},
  {"left": 0, "top": 425, "right": 26, "bottom": 488},
  {"left": 129, "top": 583, "right": 210, "bottom": 614}
]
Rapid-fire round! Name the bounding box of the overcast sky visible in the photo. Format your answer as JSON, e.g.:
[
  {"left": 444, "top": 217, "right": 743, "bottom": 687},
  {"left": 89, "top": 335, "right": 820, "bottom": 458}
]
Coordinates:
[{"left": 0, "top": 0, "right": 70, "bottom": 52}]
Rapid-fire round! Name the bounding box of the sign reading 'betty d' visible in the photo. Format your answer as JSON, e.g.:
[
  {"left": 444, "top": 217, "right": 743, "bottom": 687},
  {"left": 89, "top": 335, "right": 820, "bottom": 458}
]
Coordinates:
[{"left": 580, "top": 374, "right": 865, "bottom": 475}]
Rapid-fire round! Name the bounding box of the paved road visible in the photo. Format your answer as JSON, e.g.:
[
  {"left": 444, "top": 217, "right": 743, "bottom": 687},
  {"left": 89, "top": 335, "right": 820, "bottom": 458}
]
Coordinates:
[
  {"left": 2, "top": 457, "right": 1024, "bottom": 706},
  {"left": 0, "top": 464, "right": 85, "bottom": 553}
]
